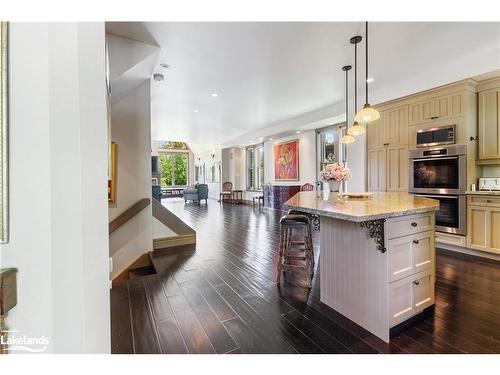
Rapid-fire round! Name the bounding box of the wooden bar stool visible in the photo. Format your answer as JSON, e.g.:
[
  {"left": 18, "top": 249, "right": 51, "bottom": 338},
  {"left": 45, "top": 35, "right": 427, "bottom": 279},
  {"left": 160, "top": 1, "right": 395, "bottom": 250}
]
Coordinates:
[{"left": 276, "top": 214, "right": 314, "bottom": 288}]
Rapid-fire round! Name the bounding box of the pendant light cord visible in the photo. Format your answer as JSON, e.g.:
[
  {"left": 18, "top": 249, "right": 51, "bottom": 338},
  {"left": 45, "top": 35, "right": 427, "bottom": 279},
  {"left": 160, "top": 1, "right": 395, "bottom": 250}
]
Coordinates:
[
  {"left": 354, "top": 38, "right": 358, "bottom": 113},
  {"left": 365, "top": 21, "right": 368, "bottom": 105},
  {"left": 345, "top": 68, "right": 349, "bottom": 131}
]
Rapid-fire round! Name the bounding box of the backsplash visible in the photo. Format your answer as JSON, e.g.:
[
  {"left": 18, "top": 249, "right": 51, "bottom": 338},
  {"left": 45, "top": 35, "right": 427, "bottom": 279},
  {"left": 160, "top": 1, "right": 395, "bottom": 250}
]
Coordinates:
[{"left": 482, "top": 165, "right": 500, "bottom": 177}]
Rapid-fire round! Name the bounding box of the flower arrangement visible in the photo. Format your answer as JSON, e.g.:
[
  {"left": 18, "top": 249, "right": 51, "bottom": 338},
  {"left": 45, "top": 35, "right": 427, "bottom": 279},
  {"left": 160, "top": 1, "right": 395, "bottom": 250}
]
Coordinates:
[{"left": 320, "top": 162, "right": 352, "bottom": 182}]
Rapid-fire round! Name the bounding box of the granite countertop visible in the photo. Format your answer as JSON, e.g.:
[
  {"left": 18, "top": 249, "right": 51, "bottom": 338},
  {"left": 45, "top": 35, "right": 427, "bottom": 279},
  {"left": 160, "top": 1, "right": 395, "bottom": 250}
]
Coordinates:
[
  {"left": 283, "top": 191, "right": 439, "bottom": 222},
  {"left": 466, "top": 190, "right": 500, "bottom": 196}
]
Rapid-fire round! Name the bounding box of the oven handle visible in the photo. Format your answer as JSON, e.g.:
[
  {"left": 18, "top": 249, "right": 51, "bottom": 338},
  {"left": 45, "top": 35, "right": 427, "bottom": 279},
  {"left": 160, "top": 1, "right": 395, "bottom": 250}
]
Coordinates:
[
  {"left": 411, "top": 156, "right": 459, "bottom": 162},
  {"left": 417, "top": 194, "right": 458, "bottom": 199}
]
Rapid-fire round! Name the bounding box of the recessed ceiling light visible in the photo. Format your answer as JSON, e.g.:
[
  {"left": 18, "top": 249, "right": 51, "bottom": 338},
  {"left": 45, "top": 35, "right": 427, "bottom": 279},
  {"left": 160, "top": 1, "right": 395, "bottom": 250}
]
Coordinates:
[
  {"left": 269, "top": 138, "right": 273, "bottom": 141},
  {"left": 211, "top": 93, "right": 218, "bottom": 97},
  {"left": 296, "top": 131, "right": 301, "bottom": 134},
  {"left": 367, "top": 78, "right": 374, "bottom": 83},
  {"left": 193, "top": 109, "right": 199, "bottom": 113},
  {"left": 160, "top": 63, "right": 170, "bottom": 69}
]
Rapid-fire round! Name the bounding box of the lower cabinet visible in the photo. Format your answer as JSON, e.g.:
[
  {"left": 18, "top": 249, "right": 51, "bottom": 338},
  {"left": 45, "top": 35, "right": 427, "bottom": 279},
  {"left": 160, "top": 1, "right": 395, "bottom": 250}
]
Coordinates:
[
  {"left": 386, "top": 213, "right": 436, "bottom": 328},
  {"left": 389, "top": 269, "right": 435, "bottom": 327},
  {"left": 387, "top": 230, "right": 434, "bottom": 282},
  {"left": 467, "top": 195, "right": 500, "bottom": 254}
]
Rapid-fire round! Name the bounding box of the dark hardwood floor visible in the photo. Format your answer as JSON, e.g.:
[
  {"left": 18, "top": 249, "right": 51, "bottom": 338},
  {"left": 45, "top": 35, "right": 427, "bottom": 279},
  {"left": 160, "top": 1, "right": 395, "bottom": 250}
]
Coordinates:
[{"left": 111, "top": 198, "right": 500, "bottom": 354}]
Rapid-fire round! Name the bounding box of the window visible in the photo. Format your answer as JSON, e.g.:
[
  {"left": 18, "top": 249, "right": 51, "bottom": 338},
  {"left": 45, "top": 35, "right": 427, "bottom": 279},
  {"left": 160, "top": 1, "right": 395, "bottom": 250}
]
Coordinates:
[
  {"left": 246, "top": 144, "right": 264, "bottom": 190},
  {"left": 159, "top": 152, "right": 189, "bottom": 187},
  {"left": 316, "top": 124, "right": 344, "bottom": 178}
]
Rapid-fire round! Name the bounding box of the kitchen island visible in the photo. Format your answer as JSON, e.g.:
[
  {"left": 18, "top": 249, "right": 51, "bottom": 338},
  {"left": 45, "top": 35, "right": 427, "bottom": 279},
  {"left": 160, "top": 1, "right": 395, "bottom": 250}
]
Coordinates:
[{"left": 284, "top": 191, "right": 439, "bottom": 342}]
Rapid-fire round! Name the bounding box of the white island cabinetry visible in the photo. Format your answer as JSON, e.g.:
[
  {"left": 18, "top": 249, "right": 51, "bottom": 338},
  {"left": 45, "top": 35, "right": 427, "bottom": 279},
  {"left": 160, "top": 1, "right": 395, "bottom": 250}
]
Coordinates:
[{"left": 284, "top": 192, "right": 439, "bottom": 342}]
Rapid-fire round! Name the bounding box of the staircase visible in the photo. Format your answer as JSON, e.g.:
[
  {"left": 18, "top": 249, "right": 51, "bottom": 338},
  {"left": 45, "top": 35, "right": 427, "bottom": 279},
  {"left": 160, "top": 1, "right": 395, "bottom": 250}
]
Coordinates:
[
  {"left": 152, "top": 198, "right": 196, "bottom": 250},
  {"left": 110, "top": 198, "right": 196, "bottom": 283}
]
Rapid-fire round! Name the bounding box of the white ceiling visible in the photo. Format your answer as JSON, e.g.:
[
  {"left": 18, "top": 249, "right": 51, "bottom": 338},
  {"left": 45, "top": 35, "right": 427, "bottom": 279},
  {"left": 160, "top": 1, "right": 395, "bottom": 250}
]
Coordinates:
[{"left": 106, "top": 22, "right": 500, "bottom": 146}]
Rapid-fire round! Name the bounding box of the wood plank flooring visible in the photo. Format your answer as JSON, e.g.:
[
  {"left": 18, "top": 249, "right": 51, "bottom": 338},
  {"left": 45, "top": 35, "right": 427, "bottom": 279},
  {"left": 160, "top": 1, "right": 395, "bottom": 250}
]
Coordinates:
[{"left": 111, "top": 198, "right": 500, "bottom": 354}]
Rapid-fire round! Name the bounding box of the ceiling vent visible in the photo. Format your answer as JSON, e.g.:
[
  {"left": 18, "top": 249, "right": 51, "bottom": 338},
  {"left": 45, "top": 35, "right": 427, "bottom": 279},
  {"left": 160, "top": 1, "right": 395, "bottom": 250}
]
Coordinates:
[{"left": 153, "top": 73, "right": 164, "bottom": 82}]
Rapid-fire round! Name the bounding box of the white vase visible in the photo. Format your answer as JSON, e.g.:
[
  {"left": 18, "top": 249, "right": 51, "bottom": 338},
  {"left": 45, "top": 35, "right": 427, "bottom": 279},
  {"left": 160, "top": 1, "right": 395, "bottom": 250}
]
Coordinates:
[
  {"left": 322, "top": 182, "right": 330, "bottom": 200},
  {"left": 329, "top": 180, "right": 341, "bottom": 192}
]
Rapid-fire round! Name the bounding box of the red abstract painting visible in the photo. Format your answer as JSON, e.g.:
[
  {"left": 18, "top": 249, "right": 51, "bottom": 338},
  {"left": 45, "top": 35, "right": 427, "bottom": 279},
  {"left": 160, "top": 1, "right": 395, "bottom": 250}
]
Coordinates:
[{"left": 274, "top": 139, "right": 299, "bottom": 181}]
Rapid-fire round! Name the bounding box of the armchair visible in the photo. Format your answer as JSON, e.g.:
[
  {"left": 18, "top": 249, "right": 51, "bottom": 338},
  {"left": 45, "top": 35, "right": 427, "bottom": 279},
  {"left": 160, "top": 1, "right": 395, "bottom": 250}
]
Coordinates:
[{"left": 183, "top": 183, "right": 209, "bottom": 204}]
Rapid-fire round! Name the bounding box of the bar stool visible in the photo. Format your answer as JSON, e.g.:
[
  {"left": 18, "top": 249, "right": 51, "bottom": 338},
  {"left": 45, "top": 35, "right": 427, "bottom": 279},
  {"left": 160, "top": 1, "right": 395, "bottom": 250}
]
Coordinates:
[
  {"left": 276, "top": 214, "right": 314, "bottom": 288},
  {"left": 287, "top": 209, "right": 317, "bottom": 267}
]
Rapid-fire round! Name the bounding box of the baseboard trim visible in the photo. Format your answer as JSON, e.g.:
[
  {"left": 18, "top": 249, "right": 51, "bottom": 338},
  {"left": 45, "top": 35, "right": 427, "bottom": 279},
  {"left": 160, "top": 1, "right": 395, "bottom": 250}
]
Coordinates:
[
  {"left": 153, "top": 233, "right": 196, "bottom": 250},
  {"left": 436, "top": 243, "right": 500, "bottom": 263}
]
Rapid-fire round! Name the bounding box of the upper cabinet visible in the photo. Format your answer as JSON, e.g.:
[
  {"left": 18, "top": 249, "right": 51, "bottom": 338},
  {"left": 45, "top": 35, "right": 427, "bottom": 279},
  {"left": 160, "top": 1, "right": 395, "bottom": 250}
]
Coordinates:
[
  {"left": 478, "top": 86, "right": 500, "bottom": 162},
  {"left": 367, "top": 105, "right": 409, "bottom": 149},
  {"left": 409, "top": 93, "right": 463, "bottom": 125},
  {"left": 367, "top": 105, "right": 409, "bottom": 193}
]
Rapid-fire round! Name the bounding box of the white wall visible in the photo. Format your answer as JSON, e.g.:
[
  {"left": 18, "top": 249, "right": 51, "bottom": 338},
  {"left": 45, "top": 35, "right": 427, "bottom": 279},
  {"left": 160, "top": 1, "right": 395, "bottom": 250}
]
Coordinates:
[
  {"left": 344, "top": 133, "right": 366, "bottom": 192},
  {"left": 194, "top": 147, "right": 222, "bottom": 200},
  {"left": 109, "top": 81, "right": 153, "bottom": 279},
  {"left": 0, "top": 23, "right": 110, "bottom": 353},
  {"left": 221, "top": 147, "right": 244, "bottom": 190},
  {"left": 152, "top": 217, "right": 177, "bottom": 239},
  {"left": 264, "top": 130, "right": 317, "bottom": 186},
  {"left": 482, "top": 165, "right": 500, "bottom": 178}
]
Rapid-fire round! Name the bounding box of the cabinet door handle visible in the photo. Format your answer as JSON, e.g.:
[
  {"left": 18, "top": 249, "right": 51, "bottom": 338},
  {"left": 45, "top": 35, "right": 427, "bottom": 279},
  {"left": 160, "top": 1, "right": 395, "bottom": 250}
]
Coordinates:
[
  {"left": 487, "top": 200, "right": 493, "bottom": 203},
  {"left": 430, "top": 116, "right": 439, "bottom": 120},
  {"left": 411, "top": 222, "right": 418, "bottom": 227},
  {"left": 413, "top": 280, "right": 420, "bottom": 286},
  {"left": 413, "top": 239, "right": 420, "bottom": 244}
]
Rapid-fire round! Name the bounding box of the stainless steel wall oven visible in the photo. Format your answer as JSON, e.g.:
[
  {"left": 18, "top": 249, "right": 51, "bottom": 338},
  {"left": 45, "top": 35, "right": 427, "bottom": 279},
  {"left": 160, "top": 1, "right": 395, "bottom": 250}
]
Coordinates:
[{"left": 409, "top": 144, "right": 467, "bottom": 236}]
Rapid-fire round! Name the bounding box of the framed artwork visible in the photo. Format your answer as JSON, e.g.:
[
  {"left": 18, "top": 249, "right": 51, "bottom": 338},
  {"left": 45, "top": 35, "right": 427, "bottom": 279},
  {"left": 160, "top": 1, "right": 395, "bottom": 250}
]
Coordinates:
[
  {"left": 108, "top": 142, "right": 117, "bottom": 203},
  {"left": 274, "top": 139, "right": 299, "bottom": 181},
  {"left": 1, "top": 22, "right": 8, "bottom": 243}
]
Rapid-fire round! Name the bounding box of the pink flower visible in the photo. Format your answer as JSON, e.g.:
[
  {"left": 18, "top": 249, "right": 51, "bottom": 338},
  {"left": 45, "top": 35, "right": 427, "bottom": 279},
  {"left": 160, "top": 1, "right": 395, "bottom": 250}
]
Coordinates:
[{"left": 320, "top": 162, "right": 352, "bottom": 182}]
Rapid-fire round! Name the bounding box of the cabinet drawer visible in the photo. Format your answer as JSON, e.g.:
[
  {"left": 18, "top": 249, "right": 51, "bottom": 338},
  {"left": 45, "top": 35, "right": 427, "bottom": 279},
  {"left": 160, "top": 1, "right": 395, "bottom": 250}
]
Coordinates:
[
  {"left": 388, "top": 230, "right": 434, "bottom": 282},
  {"left": 468, "top": 195, "right": 500, "bottom": 207},
  {"left": 389, "top": 269, "right": 435, "bottom": 327},
  {"left": 387, "top": 213, "right": 434, "bottom": 239}
]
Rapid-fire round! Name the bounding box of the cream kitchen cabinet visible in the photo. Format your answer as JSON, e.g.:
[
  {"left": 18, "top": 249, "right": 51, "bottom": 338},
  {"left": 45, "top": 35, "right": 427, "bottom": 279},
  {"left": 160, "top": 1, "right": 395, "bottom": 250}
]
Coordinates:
[
  {"left": 368, "top": 148, "right": 387, "bottom": 192},
  {"left": 466, "top": 195, "right": 500, "bottom": 254},
  {"left": 387, "top": 230, "right": 434, "bottom": 282},
  {"left": 367, "top": 105, "right": 408, "bottom": 148},
  {"left": 367, "top": 146, "right": 408, "bottom": 193},
  {"left": 367, "top": 105, "right": 409, "bottom": 193},
  {"left": 478, "top": 87, "right": 500, "bottom": 162},
  {"left": 389, "top": 268, "right": 435, "bottom": 327},
  {"left": 409, "top": 92, "right": 463, "bottom": 125},
  {"left": 387, "top": 146, "right": 409, "bottom": 192},
  {"left": 367, "top": 112, "right": 388, "bottom": 149}
]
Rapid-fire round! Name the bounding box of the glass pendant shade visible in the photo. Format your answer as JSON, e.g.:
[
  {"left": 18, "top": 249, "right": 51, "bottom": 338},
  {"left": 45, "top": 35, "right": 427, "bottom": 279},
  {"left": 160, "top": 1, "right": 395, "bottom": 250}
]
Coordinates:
[
  {"left": 355, "top": 103, "right": 380, "bottom": 123},
  {"left": 340, "top": 134, "right": 355, "bottom": 144},
  {"left": 347, "top": 121, "right": 366, "bottom": 136}
]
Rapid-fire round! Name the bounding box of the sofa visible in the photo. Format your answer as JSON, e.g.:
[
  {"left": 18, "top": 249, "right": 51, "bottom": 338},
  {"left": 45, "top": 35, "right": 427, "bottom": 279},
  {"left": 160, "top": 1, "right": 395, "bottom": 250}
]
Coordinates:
[{"left": 183, "top": 183, "right": 209, "bottom": 204}]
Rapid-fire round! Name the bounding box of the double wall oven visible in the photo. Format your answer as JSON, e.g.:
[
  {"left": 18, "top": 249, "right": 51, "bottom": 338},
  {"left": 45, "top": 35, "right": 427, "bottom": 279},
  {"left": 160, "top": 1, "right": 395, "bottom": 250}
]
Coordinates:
[{"left": 409, "top": 144, "right": 467, "bottom": 236}]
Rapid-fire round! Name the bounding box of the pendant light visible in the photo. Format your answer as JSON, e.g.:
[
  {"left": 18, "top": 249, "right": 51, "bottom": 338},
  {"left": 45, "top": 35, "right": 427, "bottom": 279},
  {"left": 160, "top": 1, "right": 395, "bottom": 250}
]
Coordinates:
[
  {"left": 354, "top": 21, "right": 380, "bottom": 123},
  {"left": 348, "top": 35, "right": 366, "bottom": 136},
  {"left": 341, "top": 65, "right": 355, "bottom": 144}
]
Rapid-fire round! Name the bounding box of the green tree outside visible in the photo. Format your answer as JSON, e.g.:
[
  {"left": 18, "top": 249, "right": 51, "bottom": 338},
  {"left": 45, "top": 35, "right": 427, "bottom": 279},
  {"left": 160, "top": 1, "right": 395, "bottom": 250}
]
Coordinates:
[{"left": 159, "top": 153, "right": 188, "bottom": 186}]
